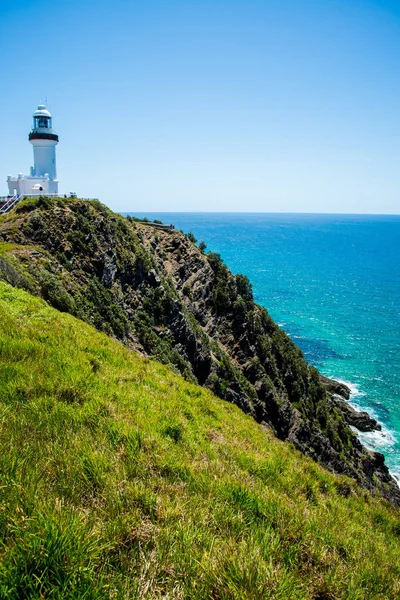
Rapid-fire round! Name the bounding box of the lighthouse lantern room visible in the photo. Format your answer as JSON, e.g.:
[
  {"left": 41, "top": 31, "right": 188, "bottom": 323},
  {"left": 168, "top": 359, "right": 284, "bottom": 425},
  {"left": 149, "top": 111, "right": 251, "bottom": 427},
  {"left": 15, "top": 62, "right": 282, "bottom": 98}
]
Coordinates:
[{"left": 7, "top": 104, "right": 59, "bottom": 196}]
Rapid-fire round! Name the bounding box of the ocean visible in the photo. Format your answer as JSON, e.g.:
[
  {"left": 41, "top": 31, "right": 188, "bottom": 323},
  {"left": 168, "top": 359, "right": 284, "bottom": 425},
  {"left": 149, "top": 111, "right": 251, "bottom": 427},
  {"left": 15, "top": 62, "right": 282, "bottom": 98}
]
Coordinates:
[{"left": 127, "top": 212, "right": 400, "bottom": 480}]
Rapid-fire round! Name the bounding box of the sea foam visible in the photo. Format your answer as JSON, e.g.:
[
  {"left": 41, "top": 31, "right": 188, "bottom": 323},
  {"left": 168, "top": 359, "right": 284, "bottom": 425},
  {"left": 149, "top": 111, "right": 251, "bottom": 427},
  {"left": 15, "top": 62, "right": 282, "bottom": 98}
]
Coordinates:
[{"left": 337, "top": 379, "right": 399, "bottom": 484}]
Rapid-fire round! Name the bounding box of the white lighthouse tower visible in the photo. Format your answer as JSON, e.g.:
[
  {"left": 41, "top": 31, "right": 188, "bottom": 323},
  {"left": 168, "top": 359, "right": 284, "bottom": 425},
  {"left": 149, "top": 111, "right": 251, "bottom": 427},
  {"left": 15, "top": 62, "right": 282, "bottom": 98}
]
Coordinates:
[
  {"left": 7, "top": 104, "right": 59, "bottom": 196},
  {"left": 29, "top": 105, "right": 58, "bottom": 184}
]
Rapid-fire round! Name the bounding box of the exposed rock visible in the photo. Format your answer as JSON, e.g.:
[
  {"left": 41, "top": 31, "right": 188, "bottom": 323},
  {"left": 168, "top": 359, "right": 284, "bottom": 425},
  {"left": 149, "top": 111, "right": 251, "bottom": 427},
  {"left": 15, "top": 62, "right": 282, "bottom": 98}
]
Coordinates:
[
  {"left": 148, "top": 269, "right": 161, "bottom": 287},
  {"left": 101, "top": 253, "right": 117, "bottom": 288},
  {"left": 331, "top": 394, "right": 382, "bottom": 432},
  {"left": 320, "top": 376, "right": 382, "bottom": 432},
  {"left": 320, "top": 375, "right": 351, "bottom": 400}
]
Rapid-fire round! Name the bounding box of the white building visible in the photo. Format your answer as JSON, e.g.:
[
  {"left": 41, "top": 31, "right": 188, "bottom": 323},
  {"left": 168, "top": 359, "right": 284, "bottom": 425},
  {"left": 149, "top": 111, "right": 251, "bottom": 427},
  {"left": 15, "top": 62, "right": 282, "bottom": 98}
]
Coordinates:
[{"left": 7, "top": 104, "right": 59, "bottom": 196}]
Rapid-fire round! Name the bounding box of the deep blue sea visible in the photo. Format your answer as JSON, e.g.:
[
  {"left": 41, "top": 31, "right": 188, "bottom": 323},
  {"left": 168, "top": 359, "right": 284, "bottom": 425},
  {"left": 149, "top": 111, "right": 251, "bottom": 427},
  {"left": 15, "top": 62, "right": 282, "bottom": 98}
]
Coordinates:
[{"left": 127, "top": 212, "right": 400, "bottom": 480}]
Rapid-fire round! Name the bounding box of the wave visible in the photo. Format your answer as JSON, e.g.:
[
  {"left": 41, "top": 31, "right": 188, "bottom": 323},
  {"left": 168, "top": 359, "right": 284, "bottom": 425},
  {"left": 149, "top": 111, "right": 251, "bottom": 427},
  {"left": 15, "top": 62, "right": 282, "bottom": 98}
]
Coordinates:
[
  {"left": 335, "top": 378, "right": 392, "bottom": 429},
  {"left": 327, "top": 376, "right": 399, "bottom": 484},
  {"left": 353, "top": 425, "right": 396, "bottom": 450},
  {"left": 335, "top": 378, "right": 367, "bottom": 401}
]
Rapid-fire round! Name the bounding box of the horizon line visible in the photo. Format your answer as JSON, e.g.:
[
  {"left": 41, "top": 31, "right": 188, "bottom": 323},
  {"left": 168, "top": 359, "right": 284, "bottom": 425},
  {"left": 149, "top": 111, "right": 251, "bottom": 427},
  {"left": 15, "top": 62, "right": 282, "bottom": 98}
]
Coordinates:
[{"left": 119, "top": 210, "right": 400, "bottom": 217}]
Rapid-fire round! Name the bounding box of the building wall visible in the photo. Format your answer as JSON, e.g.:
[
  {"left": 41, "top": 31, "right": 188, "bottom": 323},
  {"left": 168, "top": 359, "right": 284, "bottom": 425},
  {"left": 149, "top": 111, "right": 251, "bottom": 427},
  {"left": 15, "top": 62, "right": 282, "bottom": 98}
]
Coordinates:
[
  {"left": 7, "top": 176, "right": 58, "bottom": 196},
  {"left": 31, "top": 140, "right": 57, "bottom": 179}
]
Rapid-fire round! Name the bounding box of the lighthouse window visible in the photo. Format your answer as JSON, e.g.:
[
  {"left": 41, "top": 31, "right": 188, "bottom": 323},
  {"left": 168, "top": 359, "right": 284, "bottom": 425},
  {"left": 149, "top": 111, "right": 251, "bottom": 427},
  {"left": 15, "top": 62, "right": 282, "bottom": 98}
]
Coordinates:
[{"left": 34, "top": 116, "right": 50, "bottom": 129}]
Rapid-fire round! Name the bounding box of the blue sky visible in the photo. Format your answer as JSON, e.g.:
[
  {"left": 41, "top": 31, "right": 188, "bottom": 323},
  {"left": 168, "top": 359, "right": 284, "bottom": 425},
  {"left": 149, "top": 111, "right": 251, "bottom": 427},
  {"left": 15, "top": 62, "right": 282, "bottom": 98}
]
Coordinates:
[{"left": 0, "top": 0, "right": 399, "bottom": 213}]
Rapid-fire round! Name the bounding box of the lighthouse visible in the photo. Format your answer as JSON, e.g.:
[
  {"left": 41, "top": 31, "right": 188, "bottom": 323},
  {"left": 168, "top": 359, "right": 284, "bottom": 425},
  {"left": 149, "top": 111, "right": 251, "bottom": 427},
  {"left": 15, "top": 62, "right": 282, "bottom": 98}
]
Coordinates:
[
  {"left": 7, "top": 104, "right": 59, "bottom": 196},
  {"left": 29, "top": 105, "right": 59, "bottom": 183}
]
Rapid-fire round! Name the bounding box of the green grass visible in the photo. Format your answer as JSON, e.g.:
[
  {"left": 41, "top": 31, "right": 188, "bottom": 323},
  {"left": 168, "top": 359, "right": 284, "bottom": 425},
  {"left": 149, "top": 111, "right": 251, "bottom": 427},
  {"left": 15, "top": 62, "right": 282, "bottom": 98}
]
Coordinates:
[{"left": 0, "top": 281, "right": 399, "bottom": 599}]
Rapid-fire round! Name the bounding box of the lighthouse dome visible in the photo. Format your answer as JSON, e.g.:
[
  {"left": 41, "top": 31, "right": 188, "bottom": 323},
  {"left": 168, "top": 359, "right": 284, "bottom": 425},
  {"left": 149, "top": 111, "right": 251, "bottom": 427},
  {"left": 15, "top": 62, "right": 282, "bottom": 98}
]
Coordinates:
[{"left": 33, "top": 105, "right": 52, "bottom": 118}]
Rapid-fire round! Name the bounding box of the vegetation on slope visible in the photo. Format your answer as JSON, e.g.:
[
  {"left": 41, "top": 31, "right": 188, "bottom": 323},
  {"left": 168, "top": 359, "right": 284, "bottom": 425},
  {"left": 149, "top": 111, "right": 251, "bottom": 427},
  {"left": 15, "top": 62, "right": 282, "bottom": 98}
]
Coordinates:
[
  {"left": 0, "top": 281, "right": 400, "bottom": 599},
  {"left": 0, "top": 196, "right": 398, "bottom": 504}
]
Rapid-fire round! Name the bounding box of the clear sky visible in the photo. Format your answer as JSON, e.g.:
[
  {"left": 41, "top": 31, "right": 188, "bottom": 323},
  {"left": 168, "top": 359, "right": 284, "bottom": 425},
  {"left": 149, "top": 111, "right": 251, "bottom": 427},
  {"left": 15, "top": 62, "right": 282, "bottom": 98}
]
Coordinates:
[{"left": 1, "top": 0, "right": 399, "bottom": 213}]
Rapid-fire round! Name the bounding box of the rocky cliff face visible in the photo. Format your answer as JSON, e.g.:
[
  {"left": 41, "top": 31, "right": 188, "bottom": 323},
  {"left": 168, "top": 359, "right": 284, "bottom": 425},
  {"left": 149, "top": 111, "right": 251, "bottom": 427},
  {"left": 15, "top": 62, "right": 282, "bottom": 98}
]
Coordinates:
[{"left": 1, "top": 196, "right": 398, "bottom": 504}]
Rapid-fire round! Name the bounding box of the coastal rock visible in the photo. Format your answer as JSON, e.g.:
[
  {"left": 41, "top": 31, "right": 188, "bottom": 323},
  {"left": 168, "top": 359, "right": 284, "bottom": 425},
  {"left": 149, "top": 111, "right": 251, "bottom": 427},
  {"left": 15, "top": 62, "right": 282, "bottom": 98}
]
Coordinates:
[
  {"left": 320, "top": 375, "right": 351, "bottom": 400},
  {"left": 332, "top": 395, "right": 382, "bottom": 432},
  {"left": 320, "top": 376, "right": 382, "bottom": 432}
]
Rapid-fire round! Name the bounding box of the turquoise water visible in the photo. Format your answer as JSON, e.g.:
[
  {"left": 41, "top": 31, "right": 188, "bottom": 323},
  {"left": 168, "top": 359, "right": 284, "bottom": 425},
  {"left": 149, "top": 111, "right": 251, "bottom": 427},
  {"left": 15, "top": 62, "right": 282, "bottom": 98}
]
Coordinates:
[{"left": 129, "top": 212, "right": 400, "bottom": 479}]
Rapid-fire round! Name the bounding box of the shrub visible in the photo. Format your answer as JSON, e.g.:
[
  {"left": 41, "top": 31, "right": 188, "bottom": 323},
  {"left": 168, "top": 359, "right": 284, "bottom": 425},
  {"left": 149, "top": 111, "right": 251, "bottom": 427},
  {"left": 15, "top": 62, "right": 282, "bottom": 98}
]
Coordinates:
[
  {"left": 182, "top": 284, "right": 193, "bottom": 299},
  {"left": 235, "top": 274, "right": 253, "bottom": 301},
  {"left": 207, "top": 252, "right": 224, "bottom": 271},
  {"left": 211, "top": 280, "right": 232, "bottom": 313},
  {"left": 185, "top": 232, "right": 197, "bottom": 244},
  {"left": 15, "top": 196, "right": 52, "bottom": 213},
  {"left": 38, "top": 270, "right": 76, "bottom": 313},
  {"left": 85, "top": 277, "right": 129, "bottom": 339},
  {"left": 66, "top": 230, "right": 87, "bottom": 254}
]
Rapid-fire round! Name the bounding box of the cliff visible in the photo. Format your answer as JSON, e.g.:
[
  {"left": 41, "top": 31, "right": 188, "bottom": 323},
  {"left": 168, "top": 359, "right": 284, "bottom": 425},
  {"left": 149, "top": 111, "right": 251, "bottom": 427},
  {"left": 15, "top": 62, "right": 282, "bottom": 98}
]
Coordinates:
[{"left": 0, "top": 196, "right": 398, "bottom": 505}]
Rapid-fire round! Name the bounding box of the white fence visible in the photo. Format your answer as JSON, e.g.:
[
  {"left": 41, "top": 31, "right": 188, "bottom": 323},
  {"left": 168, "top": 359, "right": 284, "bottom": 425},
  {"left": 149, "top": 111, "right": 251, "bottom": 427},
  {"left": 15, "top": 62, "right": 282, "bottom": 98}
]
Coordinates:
[{"left": 0, "top": 194, "right": 99, "bottom": 215}]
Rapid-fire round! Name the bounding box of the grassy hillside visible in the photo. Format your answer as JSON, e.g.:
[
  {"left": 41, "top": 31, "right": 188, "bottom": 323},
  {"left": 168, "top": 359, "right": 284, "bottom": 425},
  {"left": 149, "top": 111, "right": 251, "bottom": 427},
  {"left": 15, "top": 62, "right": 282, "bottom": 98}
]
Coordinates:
[
  {"left": 0, "top": 281, "right": 399, "bottom": 599},
  {"left": 1, "top": 196, "right": 398, "bottom": 504}
]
